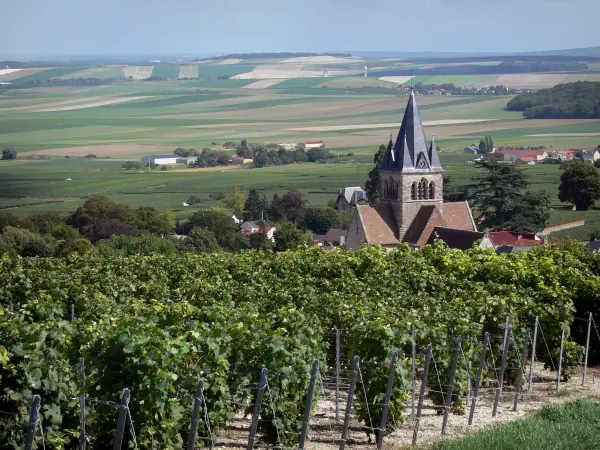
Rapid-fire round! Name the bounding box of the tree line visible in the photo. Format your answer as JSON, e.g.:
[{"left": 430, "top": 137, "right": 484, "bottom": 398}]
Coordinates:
[
  {"left": 506, "top": 81, "right": 600, "bottom": 119},
  {"left": 0, "top": 187, "right": 351, "bottom": 258}
]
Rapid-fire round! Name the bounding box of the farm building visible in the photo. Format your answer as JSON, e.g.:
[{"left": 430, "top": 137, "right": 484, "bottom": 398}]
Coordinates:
[
  {"left": 463, "top": 144, "right": 480, "bottom": 154},
  {"left": 345, "top": 90, "right": 478, "bottom": 250},
  {"left": 241, "top": 221, "right": 276, "bottom": 243},
  {"left": 549, "top": 150, "right": 575, "bottom": 160},
  {"left": 495, "top": 150, "right": 548, "bottom": 163},
  {"left": 140, "top": 154, "right": 190, "bottom": 166},
  {"left": 302, "top": 141, "right": 325, "bottom": 149},
  {"left": 582, "top": 150, "right": 600, "bottom": 163},
  {"left": 514, "top": 157, "right": 537, "bottom": 165}
]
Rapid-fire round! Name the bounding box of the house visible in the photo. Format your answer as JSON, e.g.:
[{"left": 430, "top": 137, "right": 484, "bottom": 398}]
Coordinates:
[
  {"left": 241, "top": 221, "right": 276, "bottom": 242},
  {"left": 345, "top": 90, "right": 478, "bottom": 250},
  {"left": 322, "top": 228, "right": 346, "bottom": 248},
  {"left": 495, "top": 150, "right": 548, "bottom": 163},
  {"left": 487, "top": 231, "right": 544, "bottom": 251},
  {"left": 336, "top": 187, "right": 367, "bottom": 213},
  {"left": 464, "top": 145, "right": 480, "bottom": 155},
  {"left": 515, "top": 156, "right": 537, "bottom": 165},
  {"left": 302, "top": 141, "right": 325, "bottom": 149},
  {"left": 140, "top": 154, "right": 189, "bottom": 166},
  {"left": 582, "top": 150, "right": 600, "bottom": 163},
  {"left": 425, "top": 227, "right": 491, "bottom": 250},
  {"left": 587, "top": 240, "right": 600, "bottom": 253},
  {"left": 550, "top": 150, "right": 575, "bottom": 161},
  {"left": 230, "top": 156, "right": 245, "bottom": 165}
]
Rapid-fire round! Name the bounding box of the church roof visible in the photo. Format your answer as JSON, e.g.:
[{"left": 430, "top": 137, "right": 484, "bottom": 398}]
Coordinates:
[
  {"left": 381, "top": 90, "right": 443, "bottom": 173},
  {"left": 425, "top": 227, "right": 486, "bottom": 250},
  {"left": 350, "top": 202, "right": 477, "bottom": 249},
  {"left": 355, "top": 204, "right": 399, "bottom": 246}
]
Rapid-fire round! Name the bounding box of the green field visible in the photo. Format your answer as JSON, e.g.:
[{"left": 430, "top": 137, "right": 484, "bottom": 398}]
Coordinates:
[
  {"left": 12, "top": 66, "right": 91, "bottom": 82},
  {"left": 150, "top": 65, "right": 181, "bottom": 79},
  {"left": 434, "top": 399, "right": 600, "bottom": 450},
  {"left": 1, "top": 61, "right": 600, "bottom": 233}
]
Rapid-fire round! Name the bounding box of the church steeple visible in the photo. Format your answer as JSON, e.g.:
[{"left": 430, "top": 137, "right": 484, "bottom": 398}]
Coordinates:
[{"left": 381, "top": 90, "right": 443, "bottom": 173}]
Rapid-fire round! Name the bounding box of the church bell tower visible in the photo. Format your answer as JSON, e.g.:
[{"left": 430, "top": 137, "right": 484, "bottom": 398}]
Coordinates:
[{"left": 379, "top": 90, "right": 444, "bottom": 241}]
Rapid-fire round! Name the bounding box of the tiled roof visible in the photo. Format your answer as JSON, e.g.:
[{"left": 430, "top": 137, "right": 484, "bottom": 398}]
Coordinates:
[
  {"left": 356, "top": 204, "right": 399, "bottom": 246},
  {"left": 323, "top": 228, "right": 346, "bottom": 241},
  {"left": 403, "top": 205, "right": 445, "bottom": 246},
  {"left": 488, "top": 231, "right": 540, "bottom": 247},
  {"left": 519, "top": 157, "right": 537, "bottom": 162},
  {"left": 426, "top": 226, "right": 485, "bottom": 250},
  {"left": 441, "top": 201, "right": 477, "bottom": 231}
]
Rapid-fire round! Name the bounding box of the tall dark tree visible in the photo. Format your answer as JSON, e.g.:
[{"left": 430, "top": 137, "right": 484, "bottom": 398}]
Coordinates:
[
  {"left": 2, "top": 147, "right": 16, "bottom": 160},
  {"left": 274, "top": 220, "right": 311, "bottom": 251},
  {"left": 244, "top": 189, "right": 264, "bottom": 221},
  {"left": 365, "top": 144, "right": 386, "bottom": 203},
  {"left": 478, "top": 135, "right": 494, "bottom": 154},
  {"left": 559, "top": 159, "right": 600, "bottom": 210},
  {"left": 270, "top": 191, "right": 306, "bottom": 224},
  {"left": 503, "top": 190, "right": 551, "bottom": 232},
  {"left": 303, "top": 206, "right": 344, "bottom": 234},
  {"left": 469, "top": 159, "right": 528, "bottom": 230}
]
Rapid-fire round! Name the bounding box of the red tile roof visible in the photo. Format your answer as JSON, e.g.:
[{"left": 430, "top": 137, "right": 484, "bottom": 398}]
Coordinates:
[
  {"left": 403, "top": 206, "right": 447, "bottom": 246},
  {"left": 519, "top": 157, "right": 537, "bottom": 162},
  {"left": 488, "top": 231, "right": 541, "bottom": 246},
  {"left": 356, "top": 204, "right": 399, "bottom": 246},
  {"left": 441, "top": 202, "right": 477, "bottom": 231}
]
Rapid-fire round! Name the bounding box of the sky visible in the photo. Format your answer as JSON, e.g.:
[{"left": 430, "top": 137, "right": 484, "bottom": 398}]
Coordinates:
[{"left": 1, "top": 0, "right": 599, "bottom": 57}]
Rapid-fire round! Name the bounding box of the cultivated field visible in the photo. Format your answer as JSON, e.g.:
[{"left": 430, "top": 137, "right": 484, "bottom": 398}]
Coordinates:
[
  {"left": 122, "top": 66, "right": 154, "bottom": 80},
  {"left": 1, "top": 61, "right": 600, "bottom": 235}
]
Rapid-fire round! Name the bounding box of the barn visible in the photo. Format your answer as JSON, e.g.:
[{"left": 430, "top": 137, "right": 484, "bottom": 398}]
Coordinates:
[{"left": 140, "top": 154, "right": 188, "bottom": 166}]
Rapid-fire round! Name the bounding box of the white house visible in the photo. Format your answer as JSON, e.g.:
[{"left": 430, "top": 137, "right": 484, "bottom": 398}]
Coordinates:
[
  {"left": 241, "top": 221, "right": 276, "bottom": 243},
  {"left": 497, "top": 150, "right": 548, "bottom": 163},
  {"left": 582, "top": 150, "right": 600, "bottom": 163}
]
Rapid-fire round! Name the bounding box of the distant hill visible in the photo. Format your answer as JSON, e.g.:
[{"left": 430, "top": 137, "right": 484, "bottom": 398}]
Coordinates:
[{"left": 523, "top": 46, "right": 600, "bottom": 58}]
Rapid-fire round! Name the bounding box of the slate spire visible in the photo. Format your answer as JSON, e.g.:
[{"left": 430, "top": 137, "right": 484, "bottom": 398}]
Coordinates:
[
  {"left": 428, "top": 135, "right": 443, "bottom": 171},
  {"left": 381, "top": 89, "right": 443, "bottom": 173}
]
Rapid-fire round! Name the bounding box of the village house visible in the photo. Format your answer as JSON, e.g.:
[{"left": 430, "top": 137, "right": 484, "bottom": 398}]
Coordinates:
[
  {"left": 463, "top": 144, "right": 480, "bottom": 155},
  {"left": 322, "top": 228, "right": 346, "bottom": 248},
  {"left": 240, "top": 221, "right": 276, "bottom": 243},
  {"left": 514, "top": 156, "right": 537, "bottom": 165},
  {"left": 487, "top": 231, "right": 544, "bottom": 253},
  {"left": 581, "top": 149, "right": 600, "bottom": 163},
  {"left": 495, "top": 150, "right": 548, "bottom": 163},
  {"left": 549, "top": 150, "right": 575, "bottom": 161},
  {"left": 345, "top": 91, "right": 478, "bottom": 250},
  {"left": 336, "top": 187, "right": 367, "bottom": 213}
]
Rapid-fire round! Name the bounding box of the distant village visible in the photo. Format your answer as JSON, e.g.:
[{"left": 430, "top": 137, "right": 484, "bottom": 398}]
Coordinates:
[{"left": 464, "top": 144, "right": 600, "bottom": 165}]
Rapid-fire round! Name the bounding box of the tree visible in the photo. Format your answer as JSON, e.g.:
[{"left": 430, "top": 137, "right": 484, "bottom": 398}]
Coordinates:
[
  {"left": 19, "top": 211, "right": 65, "bottom": 234},
  {"left": 244, "top": 189, "right": 264, "bottom": 221},
  {"left": 2, "top": 147, "right": 16, "bottom": 160},
  {"left": 443, "top": 175, "right": 469, "bottom": 202},
  {"left": 185, "top": 228, "right": 220, "bottom": 253},
  {"left": 559, "top": 159, "right": 600, "bottom": 210},
  {"left": 502, "top": 190, "right": 551, "bottom": 232},
  {"left": 136, "top": 207, "right": 175, "bottom": 234},
  {"left": 274, "top": 220, "right": 311, "bottom": 251},
  {"left": 0, "top": 211, "right": 19, "bottom": 233},
  {"left": 478, "top": 135, "right": 494, "bottom": 154},
  {"left": 174, "top": 148, "right": 200, "bottom": 157},
  {"left": 248, "top": 229, "right": 274, "bottom": 251},
  {"left": 181, "top": 208, "right": 245, "bottom": 251},
  {"left": 270, "top": 191, "right": 306, "bottom": 224},
  {"left": 222, "top": 186, "right": 246, "bottom": 217},
  {"left": 303, "top": 206, "right": 344, "bottom": 234},
  {"left": 68, "top": 196, "right": 137, "bottom": 242},
  {"left": 365, "top": 145, "right": 386, "bottom": 203},
  {"left": 237, "top": 139, "right": 253, "bottom": 158},
  {"left": 0, "top": 226, "right": 55, "bottom": 257},
  {"left": 469, "top": 159, "right": 528, "bottom": 230}
]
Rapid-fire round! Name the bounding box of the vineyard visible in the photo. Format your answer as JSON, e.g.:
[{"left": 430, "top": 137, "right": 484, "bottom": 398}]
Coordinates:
[{"left": 1, "top": 242, "right": 600, "bottom": 449}]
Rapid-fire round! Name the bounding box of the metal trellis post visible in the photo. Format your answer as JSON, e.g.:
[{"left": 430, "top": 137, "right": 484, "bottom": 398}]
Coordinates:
[
  {"left": 412, "top": 344, "right": 431, "bottom": 446},
  {"left": 339, "top": 356, "right": 359, "bottom": 450},
  {"left": 411, "top": 325, "right": 416, "bottom": 421},
  {"left": 442, "top": 337, "right": 461, "bottom": 435},
  {"left": 557, "top": 327, "right": 565, "bottom": 392},
  {"left": 24, "top": 395, "right": 41, "bottom": 450},
  {"left": 79, "top": 357, "right": 86, "bottom": 450},
  {"left": 187, "top": 379, "right": 205, "bottom": 450},
  {"left": 469, "top": 332, "right": 489, "bottom": 425},
  {"left": 335, "top": 327, "right": 341, "bottom": 421},
  {"left": 113, "top": 388, "right": 131, "bottom": 450},
  {"left": 247, "top": 368, "right": 267, "bottom": 450},
  {"left": 513, "top": 328, "right": 530, "bottom": 411},
  {"left": 376, "top": 352, "right": 398, "bottom": 450},
  {"left": 493, "top": 326, "right": 511, "bottom": 417},
  {"left": 583, "top": 312, "right": 592, "bottom": 386},
  {"left": 528, "top": 316, "right": 539, "bottom": 393},
  {"left": 299, "top": 359, "right": 319, "bottom": 450}
]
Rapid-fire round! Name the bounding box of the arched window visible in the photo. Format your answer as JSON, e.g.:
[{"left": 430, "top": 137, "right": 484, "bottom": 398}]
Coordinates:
[
  {"left": 418, "top": 178, "right": 428, "bottom": 200},
  {"left": 384, "top": 180, "right": 389, "bottom": 199},
  {"left": 429, "top": 181, "right": 435, "bottom": 199},
  {"left": 411, "top": 182, "right": 417, "bottom": 200},
  {"left": 393, "top": 181, "right": 399, "bottom": 199}
]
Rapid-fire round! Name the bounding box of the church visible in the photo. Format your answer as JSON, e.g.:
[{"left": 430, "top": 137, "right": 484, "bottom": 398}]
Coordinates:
[{"left": 345, "top": 91, "right": 478, "bottom": 249}]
